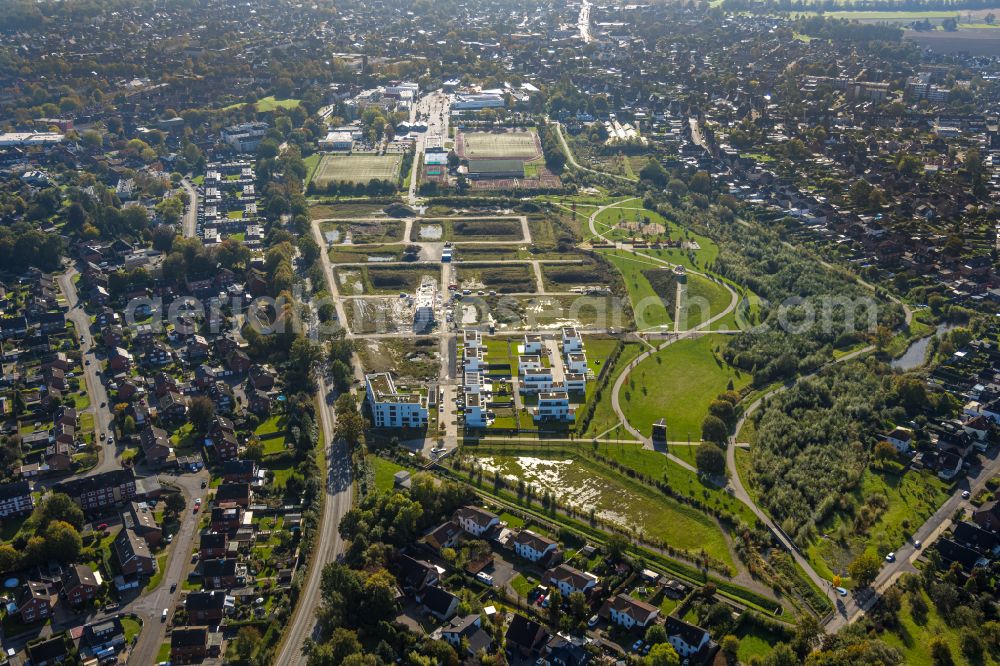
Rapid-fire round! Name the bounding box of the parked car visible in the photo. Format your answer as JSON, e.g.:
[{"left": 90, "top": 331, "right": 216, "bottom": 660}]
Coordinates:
[
  {"left": 161, "top": 608, "right": 168, "bottom": 621},
  {"left": 885, "top": 552, "right": 895, "bottom": 562},
  {"left": 475, "top": 572, "right": 494, "bottom": 586},
  {"left": 962, "top": 490, "right": 971, "bottom": 500},
  {"left": 631, "top": 640, "right": 643, "bottom": 653},
  {"left": 587, "top": 615, "right": 599, "bottom": 629},
  {"left": 835, "top": 587, "right": 848, "bottom": 597}
]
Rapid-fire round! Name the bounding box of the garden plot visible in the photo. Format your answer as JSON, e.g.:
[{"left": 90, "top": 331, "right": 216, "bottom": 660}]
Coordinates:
[{"left": 321, "top": 219, "right": 405, "bottom": 244}]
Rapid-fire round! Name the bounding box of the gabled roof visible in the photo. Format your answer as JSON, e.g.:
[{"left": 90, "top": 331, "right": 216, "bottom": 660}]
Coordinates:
[
  {"left": 665, "top": 615, "right": 710, "bottom": 648},
  {"left": 609, "top": 594, "right": 658, "bottom": 623},
  {"left": 506, "top": 613, "right": 548, "bottom": 651},
  {"left": 420, "top": 586, "right": 458, "bottom": 615}
]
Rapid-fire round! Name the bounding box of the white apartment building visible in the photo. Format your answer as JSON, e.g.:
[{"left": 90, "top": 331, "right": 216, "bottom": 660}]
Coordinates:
[
  {"left": 534, "top": 391, "right": 574, "bottom": 422},
  {"left": 365, "top": 373, "right": 428, "bottom": 428}
]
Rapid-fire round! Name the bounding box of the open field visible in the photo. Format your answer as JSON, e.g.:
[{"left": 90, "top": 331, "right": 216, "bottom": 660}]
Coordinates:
[
  {"left": 321, "top": 219, "right": 405, "bottom": 244},
  {"left": 328, "top": 245, "right": 407, "bottom": 264},
  {"left": 311, "top": 154, "right": 402, "bottom": 187},
  {"left": 411, "top": 217, "right": 524, "bottom": 243},
  {"left": 456, "top": 130, "right": 541, "bottom": 159},
  {"left": 356, "top": 338, "right": 440, "bottom": 380},
  {"left": 224, "top": 95, "right": 301, "bottom": 111},
  {"left": 469, "top": 449, "right": 734, "bottom": 566},
  {"left": 622, "top": 334, "right": 750, "bottom": 440},
  {"left": 310, "top": 201, "right": 390, "bottom": 219},
  {"left": 456, "top": 263, "right": 536, "bottom": 293},
  {"left": 540, "top": 259, "right": 614, "bottom": 291},
  {"left": 334, "top": 263, "right": 438, "bottom": 295}
]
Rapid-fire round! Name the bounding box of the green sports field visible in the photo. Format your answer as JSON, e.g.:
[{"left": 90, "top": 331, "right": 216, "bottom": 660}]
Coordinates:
[
  {"left": 311, "top": 154, "right": 402, "bottom": 186},
  {"left": 459, "top": 130, "right": 541, "bottom": 159}
]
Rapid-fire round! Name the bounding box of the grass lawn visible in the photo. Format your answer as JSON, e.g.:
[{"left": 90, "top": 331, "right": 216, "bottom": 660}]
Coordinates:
[
  {"left": 680, "top": 274, "right": 732, "bottom": 330},
  {"left": 255, "top": 96, "right": 301, "bottom": 111},
  {"left": 602, "top": 251, "right": 672, "bottom": 330},
  {"left": 805, "top": 469, "right": 950, "bottom": 584},
  {"left": 370, "top": 456, "right": 407, "bottom": 491},
  {"left": 144, "top": 554, "right": 169, "bottom": 591},
  {"left": 156, "top": 642, "right": 171, "bottom": 662},
  {"left": 510, "top": 573, "right": 535, "bottom": 598},
  {"left": 73, "top": 392, "right": 91, "bottom": 410},
  {"left": 621, "top": 334, "right": 750, "bottom": 441},
  {"left": 470, "top": 447, "right": 734, "bottom": 568},
  {"left": 594, "top": 441, "right": 756, "bottom": 524},
  {"left": 121, "top": 616, "right": 141, "bottom": 642},
  {"left": 583, "top": 342, "right": 644, "bottom": 438},
  {"left": 736, "top": 621, "right": 786, "bottom": 663}
]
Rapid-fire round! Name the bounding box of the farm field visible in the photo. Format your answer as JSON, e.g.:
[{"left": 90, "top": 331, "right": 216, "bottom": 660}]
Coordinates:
[
  {"left": 621, "top": 334, "right": 751, "bottom": 440},
  {"left": 457, "top": 130, "right": 541, "bottom": 159},
  {"left": 469, "top": 449, "right": 735, "bottom": 567},
  {"left": 311, "top": 154, "right": 402, "bottom": 187}
]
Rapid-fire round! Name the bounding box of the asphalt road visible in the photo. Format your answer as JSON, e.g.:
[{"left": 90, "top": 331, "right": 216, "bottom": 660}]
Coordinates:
[
  {"left": 271, "top": 382, "right": 354, "bottom": 664},
  {"left": 57, "top": 268, "right": 116, "bottom": 475},
  {"left": 179, "top": 177, "right": 198, "bottom": 239}
]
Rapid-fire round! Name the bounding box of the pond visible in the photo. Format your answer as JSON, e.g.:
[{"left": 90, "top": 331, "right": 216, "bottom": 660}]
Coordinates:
[{"left": 891, "top": 322, "right": 957, "bottom": 371}]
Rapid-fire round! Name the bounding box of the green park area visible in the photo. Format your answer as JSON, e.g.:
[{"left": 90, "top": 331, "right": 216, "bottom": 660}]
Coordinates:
[{"left": 621, "top": 334, "right": 750, "bottom": 441}]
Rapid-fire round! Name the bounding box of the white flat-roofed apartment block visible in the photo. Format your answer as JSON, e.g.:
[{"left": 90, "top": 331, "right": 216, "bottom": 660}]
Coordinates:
[
  {"left": 522, "top": 334, "right": 543, "bottom": 354},
  {"left": 521, "top": 367, "right": 555, "bottom": 394},
  {"left": 565, "top": 352, "right": 588, "bottom": 375},
  {"left": 463, "top": 346, "right": 488, "bottom": 373},
  {"left": 564, "top": 373, "right": 586, "bottom": 393},
  {"left": 561, "top": 327, "right": 583, "bottom": 353},
  {"left": 534, "top": 391, "right": 574, "bottom": 422},
  {"left": 452, "top": 93, "right": 505, "bottom": 110},
  {"left": 465, "top": 392, "right": 490, "bottom": 428},
  {"left": 518, "top": 355, "right": 542, "bottom": 374},
  {"left": 366, "top": 373, "right": 428, "bottom": 428},
  {"left": 463, "top": 329, "right": 483, "bottom": 349}
]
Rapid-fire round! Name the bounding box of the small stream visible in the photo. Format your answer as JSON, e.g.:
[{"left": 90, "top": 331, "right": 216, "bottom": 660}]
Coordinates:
[{"left": 891, "top": 322, "right": 957, "bottom": 371}]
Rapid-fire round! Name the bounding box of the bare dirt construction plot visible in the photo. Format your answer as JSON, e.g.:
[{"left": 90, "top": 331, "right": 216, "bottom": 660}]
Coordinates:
[
  {"left": 344, "top": 297, "right": 413, "bottom": 334},
  {"left": 356, "top": 338, "right": 440, "bottom": 380},
  {"left": 312, "top": 154, "right": 402, "bottom": 187},
  {"left": 455, "top": 130, "right": 542, "bottom": 160},
  {"left": 457, "top": 263, "right": 536, "bottom": 294}
]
